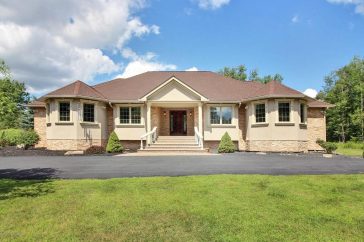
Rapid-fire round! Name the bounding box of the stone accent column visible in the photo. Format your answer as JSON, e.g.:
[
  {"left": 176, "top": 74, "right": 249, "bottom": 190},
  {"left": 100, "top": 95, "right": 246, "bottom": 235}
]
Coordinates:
[
  {"left": 33, "top": 107, "right": 47, "bottom": 148},
  {"left": 307, "top": 107, "right": 326, "bottom": 150},
  {"left": 238, "top": 104, "right": 247, "bottom": 150},
  {"left": 106, "top": 105, "right": 114, "bottom": 137}
]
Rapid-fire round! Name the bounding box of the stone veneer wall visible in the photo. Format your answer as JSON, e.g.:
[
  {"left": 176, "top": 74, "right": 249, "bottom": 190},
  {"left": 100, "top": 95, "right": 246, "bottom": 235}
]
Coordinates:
[
  {"left": 204, "top": 141, "right": 238, "bottom": 151},
  {"left": 33, "top": 107, "right": 47, "bottom": 148},
  {"left": 247, "top": 140, "right": 308, "bottom": 152},
  {"left": 238, "top": 105, "right": 247, "bottom": 151},
  {"left": 106, "top": 106, "right": 114, "bottom": 137},
  {"left": 47, "top": 139, "right": 107, "bottom": 151},
  {"left": 307, "top": 107, "right": 326, "bottom": 151}
]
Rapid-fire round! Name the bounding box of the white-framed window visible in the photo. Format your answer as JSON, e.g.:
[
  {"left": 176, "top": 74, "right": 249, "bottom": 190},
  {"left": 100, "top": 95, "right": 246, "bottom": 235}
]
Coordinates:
[
  {"left": 255, "top": 103, "right": 266, "bottom": 123},
  {"left": 59, "top": 101, "right": 71, "bottom": 122},
  {"left": 83, "top": 103, "right": 95, "bottom": 122},
  {"left": 278, "top": 102, "right": 291, "bottom": 122},
  {"left": 119, "top": 106, "right": 141, "bottom": 124},
  {"left": 209, "top": 106, "right": 232, "bottom": 125},
  {"left": 299, "top": 103, "right": 306, "bottom": 124}
]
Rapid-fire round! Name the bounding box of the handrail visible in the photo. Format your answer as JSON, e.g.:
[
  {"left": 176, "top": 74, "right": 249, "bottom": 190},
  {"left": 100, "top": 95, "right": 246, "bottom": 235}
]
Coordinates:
[
  {"left": 194, "top": 126, "right": 204, "bottom": 150},
  {"left": 140, "top": 127, "right": 157, "bottom": 150}
]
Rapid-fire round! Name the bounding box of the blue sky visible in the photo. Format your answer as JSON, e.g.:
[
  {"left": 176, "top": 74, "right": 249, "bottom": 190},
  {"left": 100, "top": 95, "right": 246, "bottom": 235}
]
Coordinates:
[{"left": 0, "top": 0, "right": 363, "bottom": 97}]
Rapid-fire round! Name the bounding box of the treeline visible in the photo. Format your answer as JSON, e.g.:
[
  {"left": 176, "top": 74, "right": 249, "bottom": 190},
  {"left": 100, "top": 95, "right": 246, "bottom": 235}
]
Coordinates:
[
  {"left": 317, "top": 57, "right": 364, "bottom": 142},
  {"left": 0, "top": 60, "right": 33, "bottom": 130},
  {"left": 219, "top": 65, "right": 283, "bottom": 83}
]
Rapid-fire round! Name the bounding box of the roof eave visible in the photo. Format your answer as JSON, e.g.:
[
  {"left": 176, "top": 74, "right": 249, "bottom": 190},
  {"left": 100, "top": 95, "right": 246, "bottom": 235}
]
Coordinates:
[{"left": 43, "top": 95, "right": 108, "bottom": 102}]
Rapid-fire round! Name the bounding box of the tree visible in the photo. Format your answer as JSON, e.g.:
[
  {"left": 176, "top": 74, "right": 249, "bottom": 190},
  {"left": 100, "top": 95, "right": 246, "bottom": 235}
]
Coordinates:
[
  {"left": 218, "top": 132, "right": 235, "bottom": 153},
  {"left": 318, "top": 57, "right": 364, "bottom": 142},
  {"left": 219, "top": 65, "right": 283, "bottom": 83},
  {"left": 0, "top": 59, "right": 31, "bottom": 129},
  {"left": 106, "top": 131, "right": 123, "bottom": 153}
]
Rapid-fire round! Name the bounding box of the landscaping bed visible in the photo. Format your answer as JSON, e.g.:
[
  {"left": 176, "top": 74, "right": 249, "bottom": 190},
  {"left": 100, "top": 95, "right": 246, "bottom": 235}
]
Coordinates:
[{"left": 0, "top": 146, "right": 65, "bottom": 156}]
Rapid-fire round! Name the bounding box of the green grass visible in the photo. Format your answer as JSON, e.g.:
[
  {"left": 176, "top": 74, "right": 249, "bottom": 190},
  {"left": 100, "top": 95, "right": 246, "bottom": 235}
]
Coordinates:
[
  {"left": 1, "top": 175, "right": 364, "bottom": 241},
  {"left": 335, "top": 142, "right": 363, "bottom": 157}
]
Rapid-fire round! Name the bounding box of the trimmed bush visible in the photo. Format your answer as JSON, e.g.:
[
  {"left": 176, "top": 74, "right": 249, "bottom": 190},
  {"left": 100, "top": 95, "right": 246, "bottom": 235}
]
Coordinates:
[
  {"left": 106, "top": 131, "right": 123, "bottom": 153},
  {"left": 316, "top": 139, "right": 338, "bottom": 154},
  {"left": 218, "top": 132, "right": 235, "bottom": 153},
  {"left": 0, "top": 129, "right": 39, "bottom": 148}
]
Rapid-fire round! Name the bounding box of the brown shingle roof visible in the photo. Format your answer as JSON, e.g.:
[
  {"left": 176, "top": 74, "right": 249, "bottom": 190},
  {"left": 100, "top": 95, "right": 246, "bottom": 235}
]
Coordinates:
[
  {"left": 307, "top": 97, "right": 334, "bottom": 108},
  {"left": 43, "top": 80, "right": 106, "bottom": 101},
  {"left": 93, "top": 71, "right": 264, "bottom": 102},
  {"left": 26, "top": 100, "right": 45, "bottom": 107}
]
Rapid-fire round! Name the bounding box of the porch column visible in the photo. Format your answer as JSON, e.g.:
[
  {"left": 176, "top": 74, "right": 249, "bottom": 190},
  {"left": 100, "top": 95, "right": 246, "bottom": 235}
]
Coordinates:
[
  {"left": 198, "top": 102, "right": 203, "bottom": 135},
  {"left": 146, "top": 103, "right": 151, "bottom": 144}
]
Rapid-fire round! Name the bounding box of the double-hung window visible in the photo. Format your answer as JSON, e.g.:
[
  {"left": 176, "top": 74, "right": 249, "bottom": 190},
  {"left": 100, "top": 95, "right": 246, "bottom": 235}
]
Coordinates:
[
  {"left": 59, "top": 102, "right": 70, "bottom": 121},
  {"left": 120, "top": 107, "right": 141, "bottom": 124},
  {"left": 278, "top": 102, "right": 290, "bottom": 122},
  {"left": 255, "top": 103, "right": 266, "bottom": 123},
  {"left": 83, "top": 103, "right": 95, "bottom": 122},
  {"left": 210, "top": 106, "right": 232, "bottom": 125}
]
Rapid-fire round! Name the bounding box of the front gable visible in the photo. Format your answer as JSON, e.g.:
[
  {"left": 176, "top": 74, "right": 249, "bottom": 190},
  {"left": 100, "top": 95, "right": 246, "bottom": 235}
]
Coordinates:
[{"left": 139, "top": 77, "right": 208, "bottom": 102}]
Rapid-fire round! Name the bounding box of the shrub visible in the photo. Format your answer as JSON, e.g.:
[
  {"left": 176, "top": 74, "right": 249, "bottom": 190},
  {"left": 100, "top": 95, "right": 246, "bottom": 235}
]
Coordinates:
[
  {"left": 316, "top": 139, "right": 338, "bottom": 154},
  {"left": 85, "top": 145, "right": 106, "bottom": 155},
  {"left": 20, "top": 130, "right": 40, "bottom": 148},
  {"left": 0, "top": 129, "right": 39, "bottom": 148},
  {"left": 106, "top": 131, "right": 123, "bottom": 153},
  {"left": 218, "top": 132, "right": 235, "bottom": 153}
]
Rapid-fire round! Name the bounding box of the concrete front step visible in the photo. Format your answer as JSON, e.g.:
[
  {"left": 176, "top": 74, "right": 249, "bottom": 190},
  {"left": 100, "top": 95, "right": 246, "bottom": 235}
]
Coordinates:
[
  {"left": 138, "top": 148, "right": 209, "bottom": 153},
  {"left": 157, "top": 136, "right": 195, "bottom": 140},
  {"left": 148, "top": 145, "right": 200, "bottom": 149},
  {"left": 151, "top": 143, "right": 198, "bottom": 146}
]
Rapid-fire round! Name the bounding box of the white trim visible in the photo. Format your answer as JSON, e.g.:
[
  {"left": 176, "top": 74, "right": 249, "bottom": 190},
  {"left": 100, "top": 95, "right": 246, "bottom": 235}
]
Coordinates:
[
  {"left": 80, "top": 99, "right": 98, "bottom": 124},
  {"left": 139, "top": 77, "right": 209, "bottom": 101},
  {"left": 252, "top": 100, "right": 268, "bottom": 125},
  {"left": 208, "top": 104, "right": 234, "bottom": 126},
  {"left": 56, "top": 99, "right": 73, "bottom": 123},
  {"left": 116, "top": 104, "right": 144, "bottom": 126},
  {"left": 275, "top": 99, "right": 294, "bottom": 123}
]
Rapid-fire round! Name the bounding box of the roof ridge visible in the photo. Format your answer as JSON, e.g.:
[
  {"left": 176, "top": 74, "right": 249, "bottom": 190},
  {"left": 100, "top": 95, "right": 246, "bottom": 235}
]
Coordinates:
[{"left": 74, "top": 80, "right": 81, "bottom": 95}]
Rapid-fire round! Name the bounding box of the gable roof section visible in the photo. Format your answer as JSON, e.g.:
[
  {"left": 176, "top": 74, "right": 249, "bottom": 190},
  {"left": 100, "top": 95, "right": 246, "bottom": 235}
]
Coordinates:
[
  {"left": 139, "top": 76, "right": 209, "bottom": 101},
  {"left": 93, "top": 71, "right": 264, "bottom": 102},
  {"left": 42, "top": 80, "right": 107, "bottom": 101}
]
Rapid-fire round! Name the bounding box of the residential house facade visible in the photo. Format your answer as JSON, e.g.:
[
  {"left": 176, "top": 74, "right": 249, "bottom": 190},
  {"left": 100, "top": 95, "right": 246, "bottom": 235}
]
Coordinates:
[{"left": 29, "top": 71, "right": 332, "bottom": 152}]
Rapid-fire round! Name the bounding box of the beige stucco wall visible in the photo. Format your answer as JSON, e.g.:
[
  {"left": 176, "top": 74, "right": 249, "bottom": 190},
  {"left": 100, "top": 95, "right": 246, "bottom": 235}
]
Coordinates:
[
  {"left": 307, "top": 107, "right": 326, "bottom": 150},
  {"left": 203, "top": 104, "right": 240, "bottom": 141},
  {"left": 45, "top": 98, "right": 108, "bottom": 150}
]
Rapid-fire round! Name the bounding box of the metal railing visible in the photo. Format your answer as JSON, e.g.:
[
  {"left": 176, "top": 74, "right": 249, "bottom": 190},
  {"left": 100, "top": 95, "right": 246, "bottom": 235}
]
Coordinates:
[
  {"left": 140, "top": 127, "right": 157, "bottom": 150},
  {"left": 194, "top": 126, "right": 203, "bottom": 150}
]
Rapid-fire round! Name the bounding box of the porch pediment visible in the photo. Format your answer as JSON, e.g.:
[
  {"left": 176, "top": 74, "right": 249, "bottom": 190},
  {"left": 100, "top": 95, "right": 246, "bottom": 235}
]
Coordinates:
[{"left": 140, "top": 77, "right": 208, "bottom": 102}]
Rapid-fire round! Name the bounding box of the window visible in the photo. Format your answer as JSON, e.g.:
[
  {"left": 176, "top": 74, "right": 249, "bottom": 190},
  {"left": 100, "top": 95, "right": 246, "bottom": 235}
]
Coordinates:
[
  {"left": 300, "top": 103, "right": 306, "bottom": 123},
  {"left": 210, "top": 106, "right": 232, "bottom": 125},
  {"left": 59, "top": 102, "right": 70, "bottom": 121},
  {"left": 278, "top": 102, "right": 290, "bottom": 122},
  {"left": 120, "top": 107, "right": 141, "bottom": 124},
  {"left": 83, "top": 103, "right": 95, "bottom": 122},
  {"left": 255, "top": 103, "right": 266, "bottom": 123},
  {"left": 131, "top": 107, "right": 141, "bottom": 124}
]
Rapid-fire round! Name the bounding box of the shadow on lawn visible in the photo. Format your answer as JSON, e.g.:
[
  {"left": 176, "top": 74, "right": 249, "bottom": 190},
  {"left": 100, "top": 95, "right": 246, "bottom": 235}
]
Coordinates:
[{"left": 0, "top": 168, "right": 58, "bottom": 200}]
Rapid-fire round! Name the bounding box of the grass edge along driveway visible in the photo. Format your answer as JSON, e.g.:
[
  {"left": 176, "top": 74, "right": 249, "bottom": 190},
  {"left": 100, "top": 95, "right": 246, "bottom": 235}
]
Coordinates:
[{"left": 0, "top": 174, "right": 364, "bottom": 241}]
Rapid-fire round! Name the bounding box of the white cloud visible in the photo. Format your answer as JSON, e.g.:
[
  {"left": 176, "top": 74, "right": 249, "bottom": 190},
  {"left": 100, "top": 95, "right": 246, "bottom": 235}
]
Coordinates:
[
  {"left": 185, "top": 67, "right": 199, "bottom": 71},
  {"left": 327, "top": 0, "right": 364, "bottom": 15},
  {"left": 303, "top": 88, "right": 318, "bottom": 98},
  {"left": 195, "top": 0, "right": 230, "bottom": 10},
  {"left": 0, "top": 0, "right": 160, "bottom": 94},
  {"left": 119, "top": 49, "right": 177, "bottom": 78},
  {"left": 291, "top": 15, "right": 300, "bottom": 23}
]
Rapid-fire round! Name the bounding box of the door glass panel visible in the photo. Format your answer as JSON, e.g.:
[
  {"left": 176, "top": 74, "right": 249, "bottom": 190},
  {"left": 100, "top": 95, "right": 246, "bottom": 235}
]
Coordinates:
[{"left": 183, "top": 114, "right": 187, "bottom": 133}]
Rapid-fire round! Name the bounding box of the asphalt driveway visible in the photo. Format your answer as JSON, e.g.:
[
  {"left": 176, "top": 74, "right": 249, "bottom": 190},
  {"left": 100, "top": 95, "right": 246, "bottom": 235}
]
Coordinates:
[{"left": 0, "top": 152, "right": 363, "bottom": 179}]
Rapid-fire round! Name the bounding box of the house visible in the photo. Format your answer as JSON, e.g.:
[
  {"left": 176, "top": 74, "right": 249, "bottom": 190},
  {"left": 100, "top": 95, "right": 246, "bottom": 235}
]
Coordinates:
[{"left": 28, "top": 71, "right": 332, "bottom": 152}]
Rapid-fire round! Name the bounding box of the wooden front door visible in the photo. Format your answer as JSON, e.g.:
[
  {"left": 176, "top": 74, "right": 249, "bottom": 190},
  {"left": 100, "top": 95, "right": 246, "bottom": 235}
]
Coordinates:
[{"left": 170, "top": 111, "right": 187, "bottom": 136}]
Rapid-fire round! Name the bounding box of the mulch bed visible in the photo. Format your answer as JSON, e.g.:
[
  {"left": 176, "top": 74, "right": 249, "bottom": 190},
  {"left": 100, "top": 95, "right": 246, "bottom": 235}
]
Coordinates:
[{"left": 0, "top": 146, "right": 66, "bottom": 156}]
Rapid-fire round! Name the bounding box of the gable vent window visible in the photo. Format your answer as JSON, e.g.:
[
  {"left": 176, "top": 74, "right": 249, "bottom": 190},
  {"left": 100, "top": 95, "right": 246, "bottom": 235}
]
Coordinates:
[
  {"left": 255, "top": 103, "right": 266, "bottom": 123},
  {"left": 83, "top": 103, "right": 95, "bottom": 122},
  {"left": 120, "top": 107, "right": 141, "bottom": 124},
  {"left": 59, "top": 102, "right": 70, "bottom": 121},
  {"left": 278, "top": 102, "right": 290, "bottom": 122}
]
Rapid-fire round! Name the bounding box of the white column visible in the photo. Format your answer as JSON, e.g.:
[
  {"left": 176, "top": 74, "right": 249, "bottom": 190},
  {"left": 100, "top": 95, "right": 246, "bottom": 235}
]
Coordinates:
[
  {"left": 146, "top": 103, "right": 151, "bottom": 145},
  {"left": 198, "top": 102, "right": 203, "bottom": 134}
]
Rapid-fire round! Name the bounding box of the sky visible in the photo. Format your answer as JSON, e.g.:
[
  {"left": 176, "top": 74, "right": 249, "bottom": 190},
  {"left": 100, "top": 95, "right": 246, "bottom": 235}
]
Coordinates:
[{"left": 0, "top": 0, "right": 363, "bottom": 98}]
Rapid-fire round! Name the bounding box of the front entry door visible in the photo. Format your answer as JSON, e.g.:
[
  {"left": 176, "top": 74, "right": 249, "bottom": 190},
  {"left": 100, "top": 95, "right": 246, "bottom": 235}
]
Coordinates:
[{"left": 170, "top": 111, "right": 187, "bottom": 136}]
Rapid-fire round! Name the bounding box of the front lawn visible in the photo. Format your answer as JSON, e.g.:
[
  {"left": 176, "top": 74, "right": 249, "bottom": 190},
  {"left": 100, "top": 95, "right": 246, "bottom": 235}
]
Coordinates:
[
  {"left": 335, "top": 142, "right": 363, "bottom": 157},
  {"left": 1, "top": 175, "right": 364, "bottom": 241}
]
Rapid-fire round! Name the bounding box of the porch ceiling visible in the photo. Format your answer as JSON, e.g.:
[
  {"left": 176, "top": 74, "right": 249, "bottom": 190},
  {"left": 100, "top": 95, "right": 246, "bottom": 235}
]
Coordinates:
[{"left": 150, "top": 102, "right": 200, "bottom": 108}]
